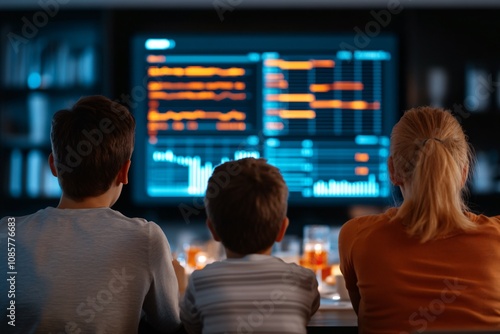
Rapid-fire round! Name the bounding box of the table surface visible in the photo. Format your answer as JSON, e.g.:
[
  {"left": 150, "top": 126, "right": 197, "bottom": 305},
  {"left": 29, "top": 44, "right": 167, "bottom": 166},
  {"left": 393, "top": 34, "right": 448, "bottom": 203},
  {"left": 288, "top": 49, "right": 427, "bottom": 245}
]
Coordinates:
[{"left": 308, "top": 298, "right": 358, "bottom": 327}]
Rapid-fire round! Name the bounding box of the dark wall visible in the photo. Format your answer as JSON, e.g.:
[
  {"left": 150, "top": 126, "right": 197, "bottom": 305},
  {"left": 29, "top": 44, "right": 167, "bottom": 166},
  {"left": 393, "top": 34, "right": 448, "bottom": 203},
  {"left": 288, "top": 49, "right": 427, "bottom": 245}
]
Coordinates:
[{"left": 2, "top": 8, "right": 500, "bottom": 232}]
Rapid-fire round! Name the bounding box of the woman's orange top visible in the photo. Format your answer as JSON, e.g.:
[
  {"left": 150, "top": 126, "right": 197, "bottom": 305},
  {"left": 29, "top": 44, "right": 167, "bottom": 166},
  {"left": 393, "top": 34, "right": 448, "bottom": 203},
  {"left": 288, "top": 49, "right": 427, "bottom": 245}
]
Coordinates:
[{"left": 339, "top": 208, "right": 500, "bottom": 334}]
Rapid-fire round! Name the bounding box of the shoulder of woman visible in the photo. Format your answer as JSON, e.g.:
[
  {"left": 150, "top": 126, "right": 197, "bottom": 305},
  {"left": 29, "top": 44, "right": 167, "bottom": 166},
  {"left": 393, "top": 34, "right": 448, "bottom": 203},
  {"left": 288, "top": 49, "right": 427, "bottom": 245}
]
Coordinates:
[{"left": 344, "top": 207, "right": 395, "bottom": 225}]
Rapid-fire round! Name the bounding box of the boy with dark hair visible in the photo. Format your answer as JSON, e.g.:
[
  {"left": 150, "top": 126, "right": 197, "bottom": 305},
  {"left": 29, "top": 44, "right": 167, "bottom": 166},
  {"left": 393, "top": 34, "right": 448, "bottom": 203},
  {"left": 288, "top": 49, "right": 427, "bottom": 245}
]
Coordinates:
[
  {"left": 180, "top": 157, "right": 320, "bottom": 334},
  {"left": 0, "top": 95, "right": 182, "bottom": 333}
]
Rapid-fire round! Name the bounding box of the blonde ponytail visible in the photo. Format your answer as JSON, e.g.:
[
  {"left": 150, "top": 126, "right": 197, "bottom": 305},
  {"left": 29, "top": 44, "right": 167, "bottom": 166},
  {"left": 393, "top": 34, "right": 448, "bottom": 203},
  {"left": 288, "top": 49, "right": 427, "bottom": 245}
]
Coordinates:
[{"left": 390, "top": 107, "right": 475, "bottom": 242}]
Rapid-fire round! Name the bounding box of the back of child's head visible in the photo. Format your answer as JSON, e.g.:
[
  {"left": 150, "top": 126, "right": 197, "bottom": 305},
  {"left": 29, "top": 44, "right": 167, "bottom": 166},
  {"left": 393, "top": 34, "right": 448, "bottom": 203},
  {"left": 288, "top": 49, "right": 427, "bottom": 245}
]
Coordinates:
[
  {"left": 50, "top": 95, "right": 135, "bottom": 200},
  {"left": 204, "top": 157, "right": 288, "bottom": 255},
  {"left": 390, "top": 106, "right": 475, "bottom": 242}
]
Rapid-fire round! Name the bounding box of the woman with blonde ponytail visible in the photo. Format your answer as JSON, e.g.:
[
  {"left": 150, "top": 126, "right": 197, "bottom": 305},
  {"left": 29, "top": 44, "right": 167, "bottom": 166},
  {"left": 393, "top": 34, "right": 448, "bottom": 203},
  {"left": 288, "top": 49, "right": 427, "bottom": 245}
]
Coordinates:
[{"left": 339, "top": 106, "right": 500, "bottom": 334}]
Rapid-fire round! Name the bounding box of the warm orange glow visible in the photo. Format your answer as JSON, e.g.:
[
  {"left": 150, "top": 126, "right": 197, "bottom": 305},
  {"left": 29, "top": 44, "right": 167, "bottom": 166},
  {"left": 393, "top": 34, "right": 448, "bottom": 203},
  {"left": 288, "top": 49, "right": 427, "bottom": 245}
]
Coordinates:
[
  {"left": 216, "top": 122, "right": 246, "bottom": 131},
  {"left": 355, "top": 167, "right": 369, "bottom": 175},
  {"left": 310, "top": 100, "right": 380, "bottom": 110},
  {"left": 149, "top": 91, "right": 246, "bottom": 101},
  {"left": 355, "top": 153, "right": 370, "bottom": 162},
  {"left": 310, "top": 81, "right": 364, "bottom": 92},
  {"left": 186, "top": 246, "right": 202, "bottom": 268},
  {"left": 148, "top": 66, "right": 246, "bottom": 77},
  {"left": 148, "top": 81, "right": 246, "bottom": 91},
  {"left": 267, "top": 94, "right": 315, "bottom": 102},
  {"left": 301, "top": 249, "right": 329, "bottom": 272},
  {"left": 279, "top": 110, "right": 316, "bottom": 119},
  {"left": 148, "top": 109, "right": 246, "bottom": 122},
  {"left": 146, "top": 55, "right": 166, "bottom": 63}
]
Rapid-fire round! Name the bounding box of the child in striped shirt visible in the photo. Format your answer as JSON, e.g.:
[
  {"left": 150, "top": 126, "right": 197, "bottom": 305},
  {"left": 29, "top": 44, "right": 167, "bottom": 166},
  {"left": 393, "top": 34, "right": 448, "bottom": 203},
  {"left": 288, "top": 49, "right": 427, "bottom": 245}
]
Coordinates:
[{"left": 180, "top": 157, "right": 320, "bottom": 334}]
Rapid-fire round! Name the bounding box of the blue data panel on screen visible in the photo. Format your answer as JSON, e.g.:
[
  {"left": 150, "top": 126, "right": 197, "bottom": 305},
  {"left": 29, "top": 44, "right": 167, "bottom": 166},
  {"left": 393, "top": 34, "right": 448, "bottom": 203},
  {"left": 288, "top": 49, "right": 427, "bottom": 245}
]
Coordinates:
[{"left": 132, "top": 34, "right": 397, "bottom": 205}]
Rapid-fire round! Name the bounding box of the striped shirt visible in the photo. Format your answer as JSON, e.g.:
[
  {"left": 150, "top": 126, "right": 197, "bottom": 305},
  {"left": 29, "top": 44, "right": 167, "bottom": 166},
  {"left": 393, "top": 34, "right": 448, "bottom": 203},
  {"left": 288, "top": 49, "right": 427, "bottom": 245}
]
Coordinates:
[{"left": 180, "top": 254, "right": 320, "bottom": 334}]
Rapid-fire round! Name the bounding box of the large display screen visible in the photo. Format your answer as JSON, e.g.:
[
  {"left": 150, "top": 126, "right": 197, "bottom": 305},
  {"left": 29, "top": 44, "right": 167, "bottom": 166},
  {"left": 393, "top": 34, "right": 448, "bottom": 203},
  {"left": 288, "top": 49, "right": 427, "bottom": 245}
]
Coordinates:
[{"left": 131, "top": 34, "right": 398, "bottom": 205}]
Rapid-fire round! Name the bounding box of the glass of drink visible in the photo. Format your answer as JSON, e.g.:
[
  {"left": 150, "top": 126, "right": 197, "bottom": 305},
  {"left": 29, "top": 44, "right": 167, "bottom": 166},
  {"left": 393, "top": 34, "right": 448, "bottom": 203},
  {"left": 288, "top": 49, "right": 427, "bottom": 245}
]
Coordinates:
[
  {"left": 302, "top": 225, "right": 330, "bottom": 283},
  {"left": 183, "top": 240, "right": 205, "bottom": 273}
]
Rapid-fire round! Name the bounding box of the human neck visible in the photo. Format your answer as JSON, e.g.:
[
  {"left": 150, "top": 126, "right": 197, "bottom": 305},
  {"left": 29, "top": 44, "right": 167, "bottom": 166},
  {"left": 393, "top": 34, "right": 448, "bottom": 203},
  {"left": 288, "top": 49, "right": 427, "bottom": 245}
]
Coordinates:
[
  {"left": 57, "top": 190, "right": 118, "bottom": 209},
  {"left": 224, "top": 246, "right": 273, "bottom": 259}
]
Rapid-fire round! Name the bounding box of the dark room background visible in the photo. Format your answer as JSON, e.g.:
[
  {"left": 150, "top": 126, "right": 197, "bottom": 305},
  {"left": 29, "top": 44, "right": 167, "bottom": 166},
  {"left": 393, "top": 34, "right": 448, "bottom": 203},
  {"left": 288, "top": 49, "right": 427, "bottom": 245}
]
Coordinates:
[{"left": 2, "top": 0, "right": 500, "bottom": 248}]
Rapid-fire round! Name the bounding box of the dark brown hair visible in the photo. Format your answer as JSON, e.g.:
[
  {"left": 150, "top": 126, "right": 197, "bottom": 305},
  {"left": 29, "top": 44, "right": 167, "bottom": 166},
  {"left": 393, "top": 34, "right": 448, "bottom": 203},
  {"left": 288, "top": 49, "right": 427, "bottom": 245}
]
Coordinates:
[
  {"left": 204, "top": 157, "right": 289, "bottom": 255},
  {"left": 50, "top": 95, "right": 135, "bottom": 200}
]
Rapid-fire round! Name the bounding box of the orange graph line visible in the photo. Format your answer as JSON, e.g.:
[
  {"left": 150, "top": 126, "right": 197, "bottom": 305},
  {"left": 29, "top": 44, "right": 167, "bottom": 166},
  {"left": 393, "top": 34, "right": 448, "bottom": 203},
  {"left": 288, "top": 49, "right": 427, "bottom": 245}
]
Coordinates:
[
  {"left": 187, "top": 121, "right": 198, "bottom": 130},
  {"left": 265, "top": 59, "right": 312, "bottom": 70},
  {"left": 147, "top": 55, "right": 167, "bottom": 63},
  {"left": 267, "top": 94, "right": 315, "bottom": 102},
  {"left": 310, "top": 81, "right": 364, "bottom": 92},
  {"left": 355, "top": 167, "right": 369, "bottom": 176},
  {"left": 148, "top": 121, "right": 199, "bottom": 132},
  {"left": 279, "top": 110, "right": 316, "bottom": 119},
  {"left": 265, "top": 122, "right": 284, "bottom": 130},
  {"left": 149, "top": 91, "right": 247, "bottom": 101},
  {"left": 149, "top": 100, "right": 160, "bottom": 109},
  {"left": 148, "top": 109, "right": 246, "bottom": 122},
  {"left": 148, "top": 122, "right": 168, "bottom": 132},
  {"left": 310, "top": 100, "right": 380, "bottom": 110},
  {"left": 266, "top": 73, "right": 285, "bottom": 80},
  {"left": 264, "top": 59, "right": 335, "bottom": 70},
  {"left": 265, "top": 80, "right": 289, "bottom": 89},
  {"left": 311, "top": 60, "right": 335, "bottom": 68},
  {"left": 266, "top": 109, "right": 280, "bottom": 116},
  {"left": 355, "top": 153, "right": 370, "bottom": 162},
  {"left": 216, "top": 122, "right": 246, "bottom": 131},
  {"left": 148, "top": 81, "right": 246, "bottom": 91},
  {"left": 172, "top": 122, "right": 185, "bottom": 131},
  {"left": 148, "top": 66, "right": 246, "bottom": 77}
]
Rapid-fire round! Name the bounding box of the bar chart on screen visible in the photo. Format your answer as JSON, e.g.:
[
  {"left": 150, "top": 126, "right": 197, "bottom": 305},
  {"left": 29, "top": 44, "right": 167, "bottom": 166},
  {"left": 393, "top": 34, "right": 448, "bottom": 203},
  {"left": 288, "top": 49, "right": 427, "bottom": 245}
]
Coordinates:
[
  {"left": 147, "top": 136, "right": 260, "bottom": 196},
  {"left": 132, "top": 35, "right": 397, "bottom": 204},
  {"left": 262, "top": 52, "right": 385, "bottom": 137}
]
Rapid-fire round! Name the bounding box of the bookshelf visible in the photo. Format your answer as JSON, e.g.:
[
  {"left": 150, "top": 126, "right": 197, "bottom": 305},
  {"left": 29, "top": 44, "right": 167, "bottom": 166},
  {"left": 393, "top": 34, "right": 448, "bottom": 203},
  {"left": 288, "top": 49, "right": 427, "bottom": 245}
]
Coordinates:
[{"left": 0, "top": 12, "right": 106, "bottom": 208}]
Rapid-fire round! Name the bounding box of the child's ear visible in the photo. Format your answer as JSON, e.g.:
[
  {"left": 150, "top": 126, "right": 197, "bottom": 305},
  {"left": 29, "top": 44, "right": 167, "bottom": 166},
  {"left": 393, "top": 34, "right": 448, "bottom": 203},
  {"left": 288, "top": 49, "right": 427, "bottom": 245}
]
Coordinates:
[
  {"left": 275, "top": 217, "right": 289, "bottom": 242},
  {"left": 206, "top": 219, "right": 221, "bottom": 242},
  {"left": 116, "top": 160, "right": 132, "bottom": 185},
  {"left": 48, "top": 153, "right": 57, "bottom": 177}
]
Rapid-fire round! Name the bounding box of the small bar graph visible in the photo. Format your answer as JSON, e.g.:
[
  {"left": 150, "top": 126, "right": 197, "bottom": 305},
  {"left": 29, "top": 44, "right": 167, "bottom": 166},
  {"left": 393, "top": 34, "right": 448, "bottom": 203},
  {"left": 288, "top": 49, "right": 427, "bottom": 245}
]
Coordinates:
[
  {"left": 313, "top": 174, "right": 379, "bottom": 197},
  {"left": 265, "top": 138, "right": 390, "bottom": 198},
  {"left": 147, "top": 137, "right": 260, "bottom": 197}
]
